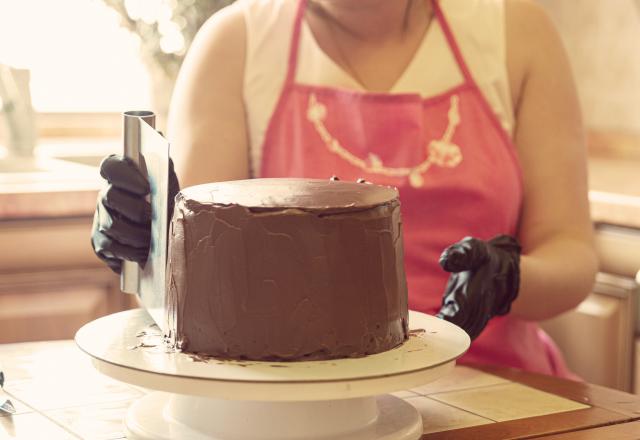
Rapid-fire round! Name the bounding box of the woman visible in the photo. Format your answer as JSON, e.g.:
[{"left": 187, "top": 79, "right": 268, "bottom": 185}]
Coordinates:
[{"left": 92, "top": 0, "right": 597, "bottom": 378}]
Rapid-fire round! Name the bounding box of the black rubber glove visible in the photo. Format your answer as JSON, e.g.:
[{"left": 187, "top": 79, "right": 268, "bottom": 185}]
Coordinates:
[
  {"left": 436, "top": 235, "right": 521, "bottom": 341},
  {"left": 91, "top": 154, "right": 180, "bottom": 274}
]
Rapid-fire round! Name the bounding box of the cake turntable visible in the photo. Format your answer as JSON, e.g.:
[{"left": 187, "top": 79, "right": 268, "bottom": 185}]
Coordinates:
[{"left": 75, "top": 308, "right": 470, "bottom": 440}]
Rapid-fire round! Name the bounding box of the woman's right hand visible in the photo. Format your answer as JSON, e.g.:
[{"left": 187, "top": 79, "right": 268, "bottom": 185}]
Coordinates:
[
  {"left": 90, "top": 154, "right": 153, "bottom": 274},
  {"left": 91, "top": 152, "right": 180, "bottom": 274}
]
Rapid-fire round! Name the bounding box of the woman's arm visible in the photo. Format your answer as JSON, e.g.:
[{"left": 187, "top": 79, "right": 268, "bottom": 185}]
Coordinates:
[
  {"left": 167, "top": 3, "right": 250, "bottom": 188},
  {"left": 506, "top": 0, "right": 598, "bottom": 320}
]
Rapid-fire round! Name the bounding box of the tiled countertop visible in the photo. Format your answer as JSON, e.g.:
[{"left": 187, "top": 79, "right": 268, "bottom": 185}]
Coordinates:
[{"left": 1, "top": 340, "right": 639, "bottom": 439}]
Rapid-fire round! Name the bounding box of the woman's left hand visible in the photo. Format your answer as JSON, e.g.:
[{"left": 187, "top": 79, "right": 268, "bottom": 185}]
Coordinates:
[{"left": 436, "top": 235, "right": 522, "bottom": 340}]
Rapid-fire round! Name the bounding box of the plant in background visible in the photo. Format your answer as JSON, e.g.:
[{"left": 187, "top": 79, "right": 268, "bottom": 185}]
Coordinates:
[{"left": 103, "top": 0, "right": 235, "bottom": 120}]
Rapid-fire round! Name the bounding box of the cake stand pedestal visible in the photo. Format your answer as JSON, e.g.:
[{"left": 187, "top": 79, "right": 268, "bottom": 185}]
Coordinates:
[{"left": 75, "top": 309, "right": 470, "bottom": 440}]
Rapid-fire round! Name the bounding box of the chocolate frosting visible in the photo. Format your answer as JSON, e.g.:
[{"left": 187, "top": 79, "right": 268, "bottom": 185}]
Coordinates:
[
  {"left": 182, "top": 178, "right": 399, "bottom": 211},
  {"left": 167, "top": 178, "right": 409, "bottom": 361}
]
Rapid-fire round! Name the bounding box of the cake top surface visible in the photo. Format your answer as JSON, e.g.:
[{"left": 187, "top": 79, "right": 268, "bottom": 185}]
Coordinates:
[{"left": 180, "top": 178, "right": 398, "bottom": 210}]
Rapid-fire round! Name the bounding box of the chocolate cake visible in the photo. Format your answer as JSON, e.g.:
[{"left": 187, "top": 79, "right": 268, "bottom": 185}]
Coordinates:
[{"left": 166, "top": 178, "right": 408, "bottom": 361}]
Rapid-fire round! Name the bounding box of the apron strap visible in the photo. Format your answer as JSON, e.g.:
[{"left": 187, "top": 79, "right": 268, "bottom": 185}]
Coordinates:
[
  {"left": 284, "top": 0, "right": 308, "bottom": 86},
  {"left": 432, "top": 0, "right": 475, "bottom": 85}
]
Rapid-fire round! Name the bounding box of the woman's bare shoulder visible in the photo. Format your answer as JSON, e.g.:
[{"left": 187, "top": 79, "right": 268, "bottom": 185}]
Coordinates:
[
  {"left": 185, "top": 2, "right": 247, "bottom": 72},
  {"left": 505, "top": 0, "right": 559, "bottom": 47},
  {"left": 504, "top": 0, "right": 565, "bottom": 108}
]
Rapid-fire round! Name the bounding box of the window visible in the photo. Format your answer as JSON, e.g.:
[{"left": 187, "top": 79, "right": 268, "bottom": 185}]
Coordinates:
[
  {"left": 0, "top": 0, "right": 151, "bottom": 135},
  {"left": 0, "top": 0, "right": 151, "bottom": 112}
]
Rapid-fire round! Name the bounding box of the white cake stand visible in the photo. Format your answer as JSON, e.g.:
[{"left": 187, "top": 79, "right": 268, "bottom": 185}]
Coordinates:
[{"left": 75, "top": 309, "right": 469, "bottom": 440}]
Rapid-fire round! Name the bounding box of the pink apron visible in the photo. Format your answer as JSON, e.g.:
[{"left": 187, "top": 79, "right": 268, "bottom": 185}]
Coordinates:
[{"left": 259, "top": 0, "right": 576, "bottom": 379}]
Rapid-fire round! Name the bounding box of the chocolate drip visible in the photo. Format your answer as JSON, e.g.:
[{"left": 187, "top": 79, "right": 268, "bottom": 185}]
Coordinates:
[{"left": 167, "top": 178, "right": 409, "bottom": 361}]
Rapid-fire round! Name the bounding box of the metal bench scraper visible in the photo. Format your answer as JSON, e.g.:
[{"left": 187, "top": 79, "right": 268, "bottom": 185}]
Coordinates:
[{"left": 120, "top": 111, "right": 170, "bottom": 333}]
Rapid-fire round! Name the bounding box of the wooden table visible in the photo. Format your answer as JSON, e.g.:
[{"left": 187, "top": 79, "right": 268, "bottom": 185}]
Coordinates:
[{"left": 1, "top": 340, "right": 639, "bottom": 439}]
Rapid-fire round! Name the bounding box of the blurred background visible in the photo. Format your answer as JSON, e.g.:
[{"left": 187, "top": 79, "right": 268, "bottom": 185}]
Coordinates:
[{"left": 0, "top": 0, "right": 639, "bottom": 393}]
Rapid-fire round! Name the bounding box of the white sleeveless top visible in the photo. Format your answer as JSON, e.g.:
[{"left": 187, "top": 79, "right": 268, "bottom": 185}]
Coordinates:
[{"left": 240, "top": 0, "right": 514, "bottom": 177}]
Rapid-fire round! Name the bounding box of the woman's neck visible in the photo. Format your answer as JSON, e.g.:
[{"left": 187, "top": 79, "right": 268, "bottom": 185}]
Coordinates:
[{"left": 309, "top": 0, "right": 426, "bottom": 42}]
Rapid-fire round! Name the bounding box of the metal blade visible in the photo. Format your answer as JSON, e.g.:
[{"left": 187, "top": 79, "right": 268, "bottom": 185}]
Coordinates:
[
  {"left": 0, "top": 397, "right": 15, "bottom": 415},
  {"left": 137, "top": 120, "right": 170, "bottom": 333},
  {"left": 120, "top": 111, "right": 155, "bottom": 295},
  {"left": 0, "top": 369, "right": 15, "bottom": 415}
]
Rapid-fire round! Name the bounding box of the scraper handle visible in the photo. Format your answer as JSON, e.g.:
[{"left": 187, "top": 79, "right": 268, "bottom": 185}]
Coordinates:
[{"left": 121, "top": 110, "right": 156, "bottom": 294}]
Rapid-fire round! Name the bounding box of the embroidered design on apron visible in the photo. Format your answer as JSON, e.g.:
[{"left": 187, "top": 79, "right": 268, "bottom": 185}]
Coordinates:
[{"left": 306, "top": 93, "right": 463, "bottom": 188}]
